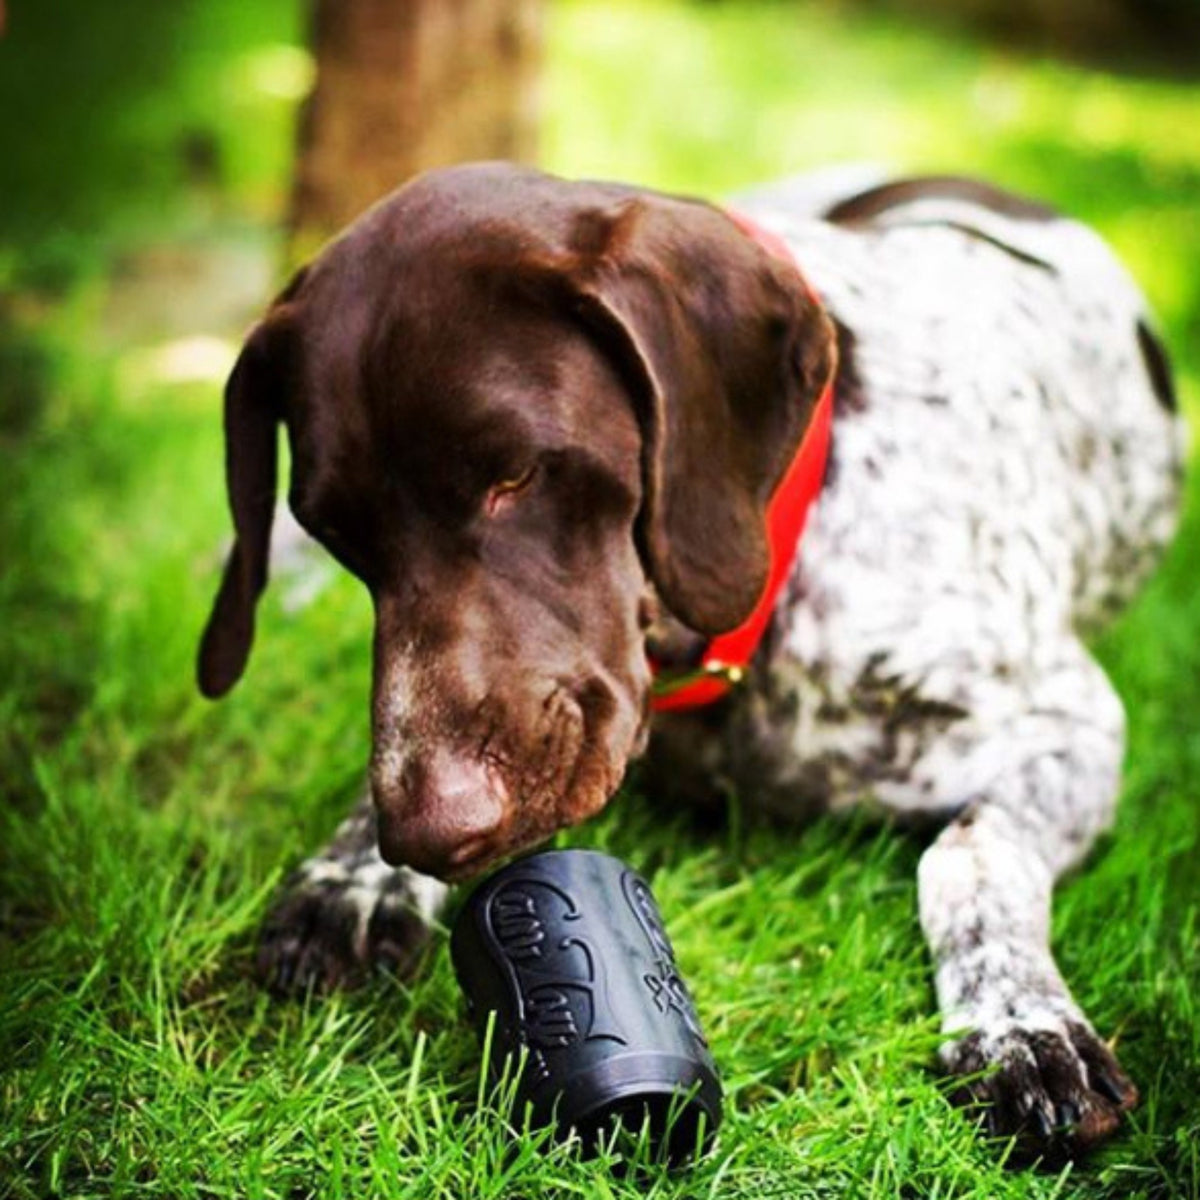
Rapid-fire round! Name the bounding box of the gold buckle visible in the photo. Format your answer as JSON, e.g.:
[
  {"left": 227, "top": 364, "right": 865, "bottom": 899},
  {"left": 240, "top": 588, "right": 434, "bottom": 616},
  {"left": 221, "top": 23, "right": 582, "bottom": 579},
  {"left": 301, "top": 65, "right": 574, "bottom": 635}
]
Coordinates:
[{"left": 650, "top": 659, "right": 746, "bottom": 699}]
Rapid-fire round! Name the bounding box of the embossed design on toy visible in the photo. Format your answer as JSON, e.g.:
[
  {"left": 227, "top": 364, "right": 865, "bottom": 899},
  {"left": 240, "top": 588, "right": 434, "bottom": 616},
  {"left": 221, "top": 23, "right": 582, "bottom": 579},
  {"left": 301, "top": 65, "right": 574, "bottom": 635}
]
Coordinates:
[
  {"left": 621, "top": 871, "right": 709, "bottom": 1047},
  {"left": 484, "top": 877, "right": 627, "bottom": 1076}
]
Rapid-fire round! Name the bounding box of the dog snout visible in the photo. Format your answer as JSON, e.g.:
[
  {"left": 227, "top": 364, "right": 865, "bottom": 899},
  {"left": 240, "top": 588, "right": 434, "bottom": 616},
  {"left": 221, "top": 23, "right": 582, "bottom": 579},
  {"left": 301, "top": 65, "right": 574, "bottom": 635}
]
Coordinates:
[{"left": 374, "top": 749, "right": 508, "bottom": 876}]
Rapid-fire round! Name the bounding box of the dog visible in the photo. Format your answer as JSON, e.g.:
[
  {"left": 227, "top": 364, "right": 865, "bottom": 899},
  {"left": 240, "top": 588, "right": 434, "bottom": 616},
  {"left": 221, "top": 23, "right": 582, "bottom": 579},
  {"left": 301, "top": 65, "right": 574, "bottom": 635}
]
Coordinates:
[{"left": 198, "top": 163, "right": 1184, "bottom": 1155}]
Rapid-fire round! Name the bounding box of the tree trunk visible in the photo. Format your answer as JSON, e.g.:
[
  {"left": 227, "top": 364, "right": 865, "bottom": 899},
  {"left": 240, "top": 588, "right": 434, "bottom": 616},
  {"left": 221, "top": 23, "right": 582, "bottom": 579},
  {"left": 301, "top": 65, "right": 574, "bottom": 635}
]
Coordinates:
[{"left": 289, "top": 0, "right": 543, "bottom": 261}]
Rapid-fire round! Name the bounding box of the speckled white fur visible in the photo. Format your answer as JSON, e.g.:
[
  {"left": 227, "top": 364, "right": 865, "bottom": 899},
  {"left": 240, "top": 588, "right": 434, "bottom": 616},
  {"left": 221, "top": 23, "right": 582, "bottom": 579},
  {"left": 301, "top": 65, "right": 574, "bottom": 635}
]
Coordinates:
[{"left": 673, "top": 180, "right": 1185, "bottom": 1127}]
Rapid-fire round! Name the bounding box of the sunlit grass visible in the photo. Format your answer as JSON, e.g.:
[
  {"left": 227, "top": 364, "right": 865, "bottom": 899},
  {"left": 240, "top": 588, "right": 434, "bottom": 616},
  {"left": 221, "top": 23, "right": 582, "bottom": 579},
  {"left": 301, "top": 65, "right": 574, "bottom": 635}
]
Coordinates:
[{"left": 1, "top": 1, "right": 1198, "bottom": 1197}]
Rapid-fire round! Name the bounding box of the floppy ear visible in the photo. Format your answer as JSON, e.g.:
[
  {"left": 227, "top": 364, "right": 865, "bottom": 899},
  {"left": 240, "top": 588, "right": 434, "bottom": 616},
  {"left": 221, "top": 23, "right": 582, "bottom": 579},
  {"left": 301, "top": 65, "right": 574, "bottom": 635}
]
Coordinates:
[
  {"left": 566, "top": 198, "right": 836, "bottom": 635},
  {"left": 197, "top": 317, "right": 290, "bottom": 698}
]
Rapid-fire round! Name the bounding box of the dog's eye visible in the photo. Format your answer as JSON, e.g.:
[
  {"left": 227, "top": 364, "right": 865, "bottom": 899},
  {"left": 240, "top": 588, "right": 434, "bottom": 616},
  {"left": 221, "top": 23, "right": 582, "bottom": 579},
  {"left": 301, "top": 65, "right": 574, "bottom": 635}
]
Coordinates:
[{"left": 485, "top": 464, "right": 537, "bottom": 516}]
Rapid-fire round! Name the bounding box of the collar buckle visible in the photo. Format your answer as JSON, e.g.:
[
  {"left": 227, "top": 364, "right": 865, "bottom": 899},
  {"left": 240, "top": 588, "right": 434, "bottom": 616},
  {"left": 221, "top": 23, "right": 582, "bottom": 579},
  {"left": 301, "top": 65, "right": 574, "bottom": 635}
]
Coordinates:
[{"left": 649, "top": 659, "right": 746, "bottom": 701}]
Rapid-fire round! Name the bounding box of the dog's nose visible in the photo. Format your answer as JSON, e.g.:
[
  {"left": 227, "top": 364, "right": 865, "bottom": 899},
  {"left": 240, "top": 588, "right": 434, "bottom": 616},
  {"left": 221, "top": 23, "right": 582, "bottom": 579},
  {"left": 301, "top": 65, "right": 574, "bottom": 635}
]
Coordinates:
[{"left": 375, "top": 749, "right": 507, "bottom": 876}]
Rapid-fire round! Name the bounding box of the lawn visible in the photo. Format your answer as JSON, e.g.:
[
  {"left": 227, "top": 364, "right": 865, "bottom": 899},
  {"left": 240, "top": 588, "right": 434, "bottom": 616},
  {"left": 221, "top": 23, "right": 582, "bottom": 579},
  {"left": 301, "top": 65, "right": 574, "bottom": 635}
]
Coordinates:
[{"left": 1, "top": 1, "right": 1198, "bottom": 1197}]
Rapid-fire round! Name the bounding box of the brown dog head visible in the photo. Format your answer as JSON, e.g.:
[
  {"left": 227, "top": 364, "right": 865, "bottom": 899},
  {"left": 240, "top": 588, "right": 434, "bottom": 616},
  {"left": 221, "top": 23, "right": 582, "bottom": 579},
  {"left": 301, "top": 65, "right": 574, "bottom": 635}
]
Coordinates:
[{"left": 198, "top": 163, "right": 834, "bottom": 879}]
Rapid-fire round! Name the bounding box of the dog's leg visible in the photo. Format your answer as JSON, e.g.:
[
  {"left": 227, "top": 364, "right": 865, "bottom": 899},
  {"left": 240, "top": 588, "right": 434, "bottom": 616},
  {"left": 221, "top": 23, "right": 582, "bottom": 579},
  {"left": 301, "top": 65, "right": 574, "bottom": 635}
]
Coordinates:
[
  {"left": 256, "top": 793, "right": 448, "bottom": 994},
  {"left": 907, "top": 639, "right": 1139, "bottom": 1154}
]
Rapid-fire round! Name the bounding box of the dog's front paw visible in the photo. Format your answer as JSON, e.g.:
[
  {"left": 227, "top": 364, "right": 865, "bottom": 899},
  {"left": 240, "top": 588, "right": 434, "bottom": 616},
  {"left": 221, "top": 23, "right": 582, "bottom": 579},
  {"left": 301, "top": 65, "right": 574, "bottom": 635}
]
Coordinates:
[
  {"left": 944, "top": 1018, "right": 1138, "bottom": 1159},
  {"left": 256, "top": 860, "right": 446, "bottom": 995}
]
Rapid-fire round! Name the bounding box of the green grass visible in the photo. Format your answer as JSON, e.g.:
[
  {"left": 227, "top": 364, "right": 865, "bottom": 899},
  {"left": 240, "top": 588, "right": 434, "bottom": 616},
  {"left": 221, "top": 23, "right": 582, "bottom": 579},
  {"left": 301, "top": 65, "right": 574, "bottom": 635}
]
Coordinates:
[{"left": 2, "top": 0, "right": 1199, "bottom": 1196}]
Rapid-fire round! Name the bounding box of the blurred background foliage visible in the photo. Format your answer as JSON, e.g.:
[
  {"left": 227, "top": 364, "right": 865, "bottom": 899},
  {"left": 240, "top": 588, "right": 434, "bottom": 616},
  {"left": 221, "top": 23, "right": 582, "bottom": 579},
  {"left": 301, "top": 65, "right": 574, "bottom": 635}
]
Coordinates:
[
  {"left": 0, "top": 0, "right": 1196, "bottom": 419},
  {"left": 1, "top": 1, "right": 1198, "bottom": 1196},
  {"left": 846, "top": 0, "right": 1200, "bottom": 66}
]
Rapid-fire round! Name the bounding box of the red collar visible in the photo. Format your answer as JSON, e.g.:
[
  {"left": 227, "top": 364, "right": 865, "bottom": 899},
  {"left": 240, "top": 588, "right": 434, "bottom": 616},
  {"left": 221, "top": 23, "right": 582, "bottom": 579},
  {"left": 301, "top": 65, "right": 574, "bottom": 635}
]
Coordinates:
[{"left": 650, "top": 210, "right": 836, "bottom": 712}]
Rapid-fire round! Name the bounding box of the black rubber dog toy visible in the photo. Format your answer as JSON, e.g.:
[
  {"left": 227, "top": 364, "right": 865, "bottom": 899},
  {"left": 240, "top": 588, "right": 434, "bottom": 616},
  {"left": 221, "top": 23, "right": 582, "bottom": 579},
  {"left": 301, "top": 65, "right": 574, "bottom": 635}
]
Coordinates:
[{"left": 451, "top": 849, "right": 723, "bottom": 1161}]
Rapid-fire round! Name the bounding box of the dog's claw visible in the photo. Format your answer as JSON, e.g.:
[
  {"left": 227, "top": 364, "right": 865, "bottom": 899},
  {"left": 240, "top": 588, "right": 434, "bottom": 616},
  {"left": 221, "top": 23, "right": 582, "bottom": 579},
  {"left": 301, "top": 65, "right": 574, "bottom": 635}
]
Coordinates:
[
  {"left": 1055, "top": 1100, "right": 1080, "bottom": 1130},
  {"left": 1028, "top": 1104, "right": 1054, "bottom": 1141},
  {"left": 1091, "top": 1065, "right": 1135, "bottom": 1109},
  {"left": 272, "top": 956, "right": 296, "bottom": 992}
]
